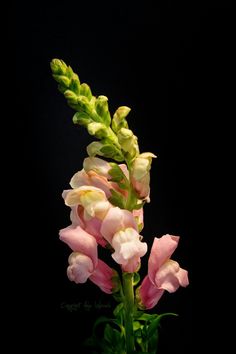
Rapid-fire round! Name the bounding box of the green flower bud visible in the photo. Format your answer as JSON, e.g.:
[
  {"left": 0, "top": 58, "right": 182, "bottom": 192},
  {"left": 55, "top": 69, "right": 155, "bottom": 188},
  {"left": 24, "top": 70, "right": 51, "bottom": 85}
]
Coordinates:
[
  {"left": 64, "top": 90, "right": 78, "bottom": 104},
  {"left": 73, "top": 112, "right": 91, "bottom": 127},
  {"left": 50, "top": 59, "right": 67, "bottom": 75},
  {"left": 117, "top": 128, "right": 139, "bottom": 158},
  {"left": 53, "top": 74, "right": 70, "bottom": 87},
  {"left": 65, "top": 65, "right": 74, "bottom": 79},
  {"left": 76, "top": 95, "right": 92, "bottom": 113},
  {"left": 87, "top": 122, "right": 109, "bottom": 139},
  {"left": 80, "top": 83, "right": 92, "bottom": 100},
  {"left": 112, "top": 106, "right": 130, "bottom": 132},
  {"left": 87, "top": 140, "right": 124, "bottom": 162},
  {"left": 87, "top": 141, "right": 104, "bottom": 157},
  {"left": 95, "top": 95, "right": 111, "bottom": 126},
  {"left": 69, "top": 76, "right": 80, "bottom": 95}
]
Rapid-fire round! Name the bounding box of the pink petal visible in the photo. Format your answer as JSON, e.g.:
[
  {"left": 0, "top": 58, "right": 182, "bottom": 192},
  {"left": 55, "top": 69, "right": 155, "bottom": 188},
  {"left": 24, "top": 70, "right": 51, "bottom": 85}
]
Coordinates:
[
  {"left": 100, "top": 207, "right": 137, "bottom": 244},
  {"left": 87, "top": 171, "right": 112, "bottom": 197},
  {"left": 71, "top": 205, "right": 107, "bottom": 247},
  {"left": 148, "top": 235, "right": 179, "bottom": 283},
  {"left": 112, "top": 229, "right": 147, "bottom": 261},
  {"left": 70, "top": 205, "right": 82, "bottom": 226},
  {"left": 83, "top": 217, "right": 107, "bottom": 247},
  {"left": 122, "top": 255, "right": 141, "bottom": 273},
  {"left": 154, "top": 260, "right": 189, "bottom": 293},
  {"left": 69, "top": 169, "right": 90, "bottom": 188},
  {"left": 138, "top": 275, "right": 165, "bottom": 309},
  {"left": 111, "top": 228, "right": 147, "bottom": 272},
  {"left": 62, "top": 189, "right": 70, "bottom": 202},
  {"left": 59, "top": 225, "right": 98, "bottom": 267},
  {"left": 89, "top": 259, "right": 113, "bottom": 294}
]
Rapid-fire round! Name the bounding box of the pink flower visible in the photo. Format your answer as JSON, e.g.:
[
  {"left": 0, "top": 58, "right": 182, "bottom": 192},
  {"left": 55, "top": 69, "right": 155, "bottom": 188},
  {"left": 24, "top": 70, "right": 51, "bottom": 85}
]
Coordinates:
[
  {"left": 67, "top": 252, "right": 94, "bottom": 283},
  {"left": 90, "top": 259, "right": 115, "bottom": 294},
  {"left": 59, "top": 225, "right": 115, "bottom": 293},
  {"left": 137, "top": 234, "right": 189, "bottom": 309},
  {"left": 101, "top": 207, "right": 147, "bottom": 272},
  {"left": 59, "top": 225, "right": 98, "bottom": 265},
  {"left": 63, "top": 186, "right": 111, "bottom": 220},
  {"left": 70, "top": 205, "right": 106, "bottom": 247},
  {"left": 70, "top": 157, "right": 129, "bottom": 198}
]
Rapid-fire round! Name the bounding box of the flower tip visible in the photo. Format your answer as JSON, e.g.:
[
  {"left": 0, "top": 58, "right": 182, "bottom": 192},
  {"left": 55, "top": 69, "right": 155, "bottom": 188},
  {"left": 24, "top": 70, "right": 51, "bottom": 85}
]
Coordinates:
[{"left": 50, "top": 58, "right": 67, "bottom": 74}]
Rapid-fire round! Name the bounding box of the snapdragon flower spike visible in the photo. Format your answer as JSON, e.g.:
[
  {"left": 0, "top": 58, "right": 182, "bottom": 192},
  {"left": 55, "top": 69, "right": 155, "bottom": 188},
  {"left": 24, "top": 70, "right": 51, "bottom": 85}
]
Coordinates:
[
  {"left": 101, "top": 207, "right": 147, "bottom": 272},
  {"left": 59, "top": 225, "right": 115, "bottom": 293},
  {"left": 137, "top": 234, "right": 189, "bottom": 309}
]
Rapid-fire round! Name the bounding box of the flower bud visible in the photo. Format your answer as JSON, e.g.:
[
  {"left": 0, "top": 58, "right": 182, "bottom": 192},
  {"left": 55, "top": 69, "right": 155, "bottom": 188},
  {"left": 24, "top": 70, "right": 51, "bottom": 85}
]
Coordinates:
[
  {"left": 87, "top": 141, "right": 104, "bottom": 157},
  {"left": 50, "top": 59, "right": 67, "bottom": 75},
  {"left": 117, "top": 128, "right": 139, "bottom": 158},
  {"left": 80, "top": 83, "right": 92, "bottom": 100},
  {"left": 95, "top": 95, "right": 111, "bottom": 126},
  {"left": 112, "top": 106, "right": 130, "bottom": 132},
  {"left": 87, "top": 122, "right": 109, "bottom": 139}
]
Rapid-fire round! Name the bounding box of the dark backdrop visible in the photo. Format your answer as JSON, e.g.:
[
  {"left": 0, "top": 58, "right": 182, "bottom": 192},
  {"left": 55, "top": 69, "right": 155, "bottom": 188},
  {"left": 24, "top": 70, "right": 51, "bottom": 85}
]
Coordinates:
[{"left": 8, "top": 1, "right": 233, "bottom": 353}]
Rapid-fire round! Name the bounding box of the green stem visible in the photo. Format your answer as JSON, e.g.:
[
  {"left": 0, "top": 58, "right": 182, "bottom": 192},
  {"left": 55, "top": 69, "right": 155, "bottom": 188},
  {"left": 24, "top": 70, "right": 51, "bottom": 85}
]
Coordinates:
[{"left": 122, "top": 272, "right": 135, "bottom": 353}]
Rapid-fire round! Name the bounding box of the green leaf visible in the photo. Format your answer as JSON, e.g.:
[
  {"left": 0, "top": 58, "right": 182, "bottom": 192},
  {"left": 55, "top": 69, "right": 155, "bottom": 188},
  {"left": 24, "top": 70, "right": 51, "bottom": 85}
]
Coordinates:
[
  {"left": 104, "top": 323, "right": 114, "bottom": 343},
  {"left": 147, "top": 316, "right": 162, "bottom": 339},
  {"left": 108, "top": 163, "right": 125, "bottom": 181},
  {"left": 148, "top": 332, "right": 158, "bottom": 352},
  {"left": 113, "top": 302, "right": 124, "bottom": 317},
  {"left": 104, "top": 324, "right": 124, "bottom": 352},
  {"left": 135, "top": 313, "right": 158, "bottom": 322},
  {"left": 113, "top": 292, "right": 123, "bottom": 302},
  {"left": 133, "top": 321, "right": 142, "bottom": 331},
  {"left": 109, "top": 189, "right": 126, "bottom": 209}
]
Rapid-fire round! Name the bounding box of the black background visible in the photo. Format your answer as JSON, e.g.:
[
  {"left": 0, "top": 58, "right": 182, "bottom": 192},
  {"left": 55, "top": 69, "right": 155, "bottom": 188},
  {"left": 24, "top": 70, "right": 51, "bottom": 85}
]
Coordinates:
[{"left": 8, "top": 1, "right": 233, "bottom": 353}]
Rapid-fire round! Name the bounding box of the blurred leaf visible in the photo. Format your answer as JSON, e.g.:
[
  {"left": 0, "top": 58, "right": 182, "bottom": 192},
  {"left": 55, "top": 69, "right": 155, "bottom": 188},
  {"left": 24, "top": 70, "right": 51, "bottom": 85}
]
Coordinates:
[
  {"left": 133, "top": 321, "right": 142, "bottom": 331},
  {"left": 113, "top": 302, "right": 124, "bottom": 317}
]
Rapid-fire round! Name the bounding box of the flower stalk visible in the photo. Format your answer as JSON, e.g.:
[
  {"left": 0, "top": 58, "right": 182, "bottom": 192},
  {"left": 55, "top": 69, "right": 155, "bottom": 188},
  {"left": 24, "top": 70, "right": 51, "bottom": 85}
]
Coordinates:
[{"left": 122, "top": 272, "right": 135, "bottom": 353}]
